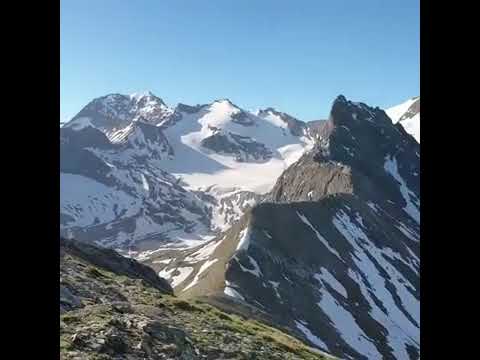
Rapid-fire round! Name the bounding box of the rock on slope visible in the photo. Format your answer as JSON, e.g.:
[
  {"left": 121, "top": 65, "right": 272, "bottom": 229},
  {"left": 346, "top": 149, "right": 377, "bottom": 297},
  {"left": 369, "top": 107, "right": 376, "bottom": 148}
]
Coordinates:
[
  {"left": 60, "top": 238, "right": 336, "bottom": 360},
  {"left": 386, "top": 97, "right": 420, "bottom": 143},
  {"left": 149, "top": 96, "right": 420, "bottom": 360}
]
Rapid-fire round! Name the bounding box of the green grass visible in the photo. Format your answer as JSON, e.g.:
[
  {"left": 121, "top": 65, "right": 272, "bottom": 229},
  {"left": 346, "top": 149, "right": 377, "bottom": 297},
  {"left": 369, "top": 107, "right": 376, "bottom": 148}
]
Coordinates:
[
  {"left": 86, "top": 266, "right": 105, "bottom": 279},
  {"left": 60, "top": 255, "right": 332, "bottom": 360}
]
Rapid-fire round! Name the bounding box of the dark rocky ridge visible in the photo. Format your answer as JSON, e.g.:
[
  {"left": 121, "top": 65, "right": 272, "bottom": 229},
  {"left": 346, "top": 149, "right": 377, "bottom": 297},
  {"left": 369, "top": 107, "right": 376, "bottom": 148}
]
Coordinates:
[
  {"left": 60, "top": 237, "right": 173, "bottom": 305},
  {"left": 201, "top": 132, "right": 273, "bottom": 162},
  {"left": 269, "top": 95, "right": 420, "bottom": 209},
  {"left": 257, "top": 107, "right": 308, "bottom": 137},
  {"left": 150, "top": 96, "right": 420, "bottom": 359}
]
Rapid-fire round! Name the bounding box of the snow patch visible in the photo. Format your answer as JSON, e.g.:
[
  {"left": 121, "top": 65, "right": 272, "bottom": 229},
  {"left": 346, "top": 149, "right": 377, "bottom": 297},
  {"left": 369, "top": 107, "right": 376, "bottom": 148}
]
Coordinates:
[
  {"left": 269, "top": 281, "right": 282, "bottom": 300},
  {"left": 67, "top": 117, "right": 94, "bottom": 131},
  {"left": 182, "top": 259, "right": 219, "bottom": 292},
  {"left": 296, "top": 211, "right": 342, "bottom": 260},
  {"left": 235, "top": 255, "right": 263, "bottom": 278},
  {"left": 295, "top": 321, "right": 329, "bottom": 351},
  {"left": 384, "top": 155, "right": 420, "bottom": 224},
  {"left": 317, "top": 291, "right": 382, "bottom": 358},
  {"left": 224, "top": 286, "right": 245, "bottom": 301},
  {"left": 314, "top": 268, "right": 347, "bottom": 298},
  {"left": 169, "top": 267, "right": 194, "bottom": 288},
  {"left": 236, "top": 226, "right": 251, "bottom": 252},
  {"left": 185, "top": 238, "right": 223, "bottom": 262},
  {"left": 140, "top": 173, "right": 149, "bottom": 192}
]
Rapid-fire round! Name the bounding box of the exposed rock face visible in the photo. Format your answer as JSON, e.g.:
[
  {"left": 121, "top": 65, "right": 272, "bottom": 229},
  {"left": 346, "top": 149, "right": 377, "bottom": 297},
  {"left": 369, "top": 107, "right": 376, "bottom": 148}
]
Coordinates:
[
  {"left": 270, "top": 95, "right": 420, "bottom": 210},
  {"left": 257, "top": 107, "right": 308, "bottom": 137},
  {"left": 224, "top": 197, "right": 419, "bottom": 360},
  {"left": 60, "top": 238, "right": 336, "bottom": 360},
  {"left": 60, "top": 124, "right": 213, "bottom": 251},
  {"left": 201, "top": 131, "right": 273, "bottom": 162},
  {"left": 193, "top": 186, "right": 261, "bottom": 232},
  {"left": 306, "top": 119, "right": 328, "bottom": 140},
  {"left": 150, "top": 96, "right": 420, "bottom": 360}
]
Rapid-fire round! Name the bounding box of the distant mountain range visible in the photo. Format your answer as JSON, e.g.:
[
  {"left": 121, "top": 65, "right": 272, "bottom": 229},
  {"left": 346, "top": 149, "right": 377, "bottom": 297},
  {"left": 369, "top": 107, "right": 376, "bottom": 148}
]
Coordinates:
[
  {"left": 60, "top": 93, "right": 419, "bottom": 251},
  {"left": 61, "top": 92, "right": 319, "bottom": 252},
  {"left": 60, "top": 92, "right": 420, "bottom": 359}
]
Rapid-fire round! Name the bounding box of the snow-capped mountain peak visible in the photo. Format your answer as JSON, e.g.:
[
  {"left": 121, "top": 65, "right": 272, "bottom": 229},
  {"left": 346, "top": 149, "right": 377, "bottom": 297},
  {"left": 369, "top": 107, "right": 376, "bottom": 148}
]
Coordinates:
[
  {"left": 129, "top": 90, "right": 157, "bottom": 100},
  {"left": 64, "top": 91, "right": 174, "bottom": 139},
  {"left": 386, "top": 97, "right": 420, "bottom": 143}
]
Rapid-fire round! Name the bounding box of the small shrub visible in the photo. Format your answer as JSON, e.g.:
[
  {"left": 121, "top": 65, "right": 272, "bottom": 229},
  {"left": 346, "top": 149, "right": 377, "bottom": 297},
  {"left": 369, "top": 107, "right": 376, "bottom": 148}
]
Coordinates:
[
  {"left": 61, "top": 313, "right": 79, "bottom": 324},
  {"left": 215, "top": 312, "right": 232, "bottom": 321},
  {"left": 172, "top": 299, "right": 204, "bottom": 313},
  {"left": 86, "top": 266, "right": 104, "bottom": 279}
]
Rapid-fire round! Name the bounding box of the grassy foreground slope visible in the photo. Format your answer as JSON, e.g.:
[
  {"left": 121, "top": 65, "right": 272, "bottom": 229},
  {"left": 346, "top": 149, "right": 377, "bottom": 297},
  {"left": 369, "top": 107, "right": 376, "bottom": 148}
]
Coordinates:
[{"left": 60, "top": 238, "right": 335, "bottom": 360}]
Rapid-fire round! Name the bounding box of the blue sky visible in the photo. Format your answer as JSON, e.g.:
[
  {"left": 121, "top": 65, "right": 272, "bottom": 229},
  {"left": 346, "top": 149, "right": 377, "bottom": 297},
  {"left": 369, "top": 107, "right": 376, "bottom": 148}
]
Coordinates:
[{"left": 60, "top": 0, "right": 419, "bottom": 122}]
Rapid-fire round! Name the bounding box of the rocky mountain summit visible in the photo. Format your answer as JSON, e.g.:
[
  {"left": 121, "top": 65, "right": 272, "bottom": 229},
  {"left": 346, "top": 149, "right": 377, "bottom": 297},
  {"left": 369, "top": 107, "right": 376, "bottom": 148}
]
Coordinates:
[
  {"left": 66, "top": 92, "right": 174, "bottom": 136},
  {"left": 60, "top": 238, "right": 336, "bottom": 360},
  {"left": 149, "top": 96, "right": 420, "bottom": 360},
  {"left": 60, "top": 93, "right": 316, "bottom": 252}
]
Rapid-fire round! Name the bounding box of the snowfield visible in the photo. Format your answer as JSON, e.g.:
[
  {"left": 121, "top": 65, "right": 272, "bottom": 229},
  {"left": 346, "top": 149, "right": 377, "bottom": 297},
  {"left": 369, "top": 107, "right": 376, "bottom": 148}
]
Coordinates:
[
  {"left": 386, "top": 97, "right": 420, "bottom": 143},
  {"left": 159, "top": 99, "right": 314, "bottom": 194}
]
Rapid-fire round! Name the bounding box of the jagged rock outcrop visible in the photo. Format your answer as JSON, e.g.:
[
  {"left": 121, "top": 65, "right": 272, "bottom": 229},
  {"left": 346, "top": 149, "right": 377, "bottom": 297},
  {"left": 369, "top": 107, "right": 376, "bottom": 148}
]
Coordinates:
[{"left": 149, "top": 96, "right": 420, "bottom": 360}]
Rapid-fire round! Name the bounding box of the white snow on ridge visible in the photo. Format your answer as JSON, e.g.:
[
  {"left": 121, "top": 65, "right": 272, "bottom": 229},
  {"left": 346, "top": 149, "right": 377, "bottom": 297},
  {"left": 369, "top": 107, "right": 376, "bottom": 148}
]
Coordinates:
[
  {"left": 296, "top": 211, "right": 342, "bottom": 260},
  {"left": 269, "top": 281, "right": 282, "bottom": 300},
  {"left": 348, "top": 269, "right": 416, "bottom": 360},
  {"left": 384, "top": 155, "right": 420, "bottom": 224},
  {"left": 386, "top": 98, "right": 417, "bottom": 123},
  {"left": 159, "top": 100, "right": 313, "bottom": 194},
  {"left": 295, "top": 320, "right": 329, "bottom": 351},
  {"left": 236, "top": 226, "right": 251, "bottom": 252},
  {"left": 185, "top": 238, "right": 223, "bottom": 262},
  {"left": 314, "top": 268, "right": 347, "bottom": 298},
  {"left": 160, "top": 266, "right": 194, "bottom": 288},
  {"left": 224, "top": 284, "right": 246, "bottom": 301},
  {"left": 396, "top": 221, "right": 419, "bottom": 242},
  {"left": 332, "top": 210, "right": 419, "bottom": 356},
  {"left": 197, "top": 258, "right": 219, "bottom": 277},
  {"left": 235, "top": 255, "right": 263, "bottom": 278},
  {"left": 182, "top": 258, "right": 219, "bottom": 292},
  {"left": 60, "top": 173, "right": 140, "bottom": 227},
  {"left": 317, "top": 291, "right": 382, "bottom": 359},
  {"left": 65, "top": 117, "right": 94, "bottom": 131},
  {"left": 386, "top": 98, "right": 420, "bottom": 143},
  {"left": 140, "top": 173, "right": 150, "bottom": 192},
  {"left": 152, "top": 258, "right": 172, "bottom": 265},
  {"left": 398, "top": 113, "right": 420, "bottom": 143}
]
